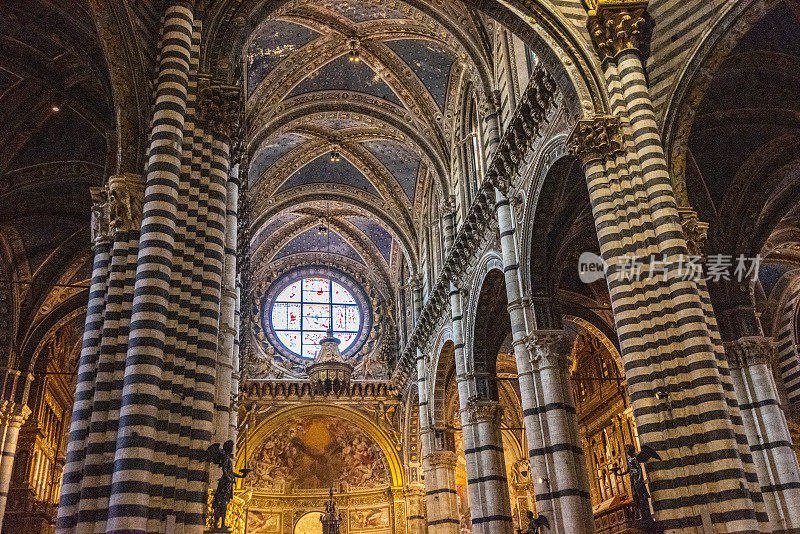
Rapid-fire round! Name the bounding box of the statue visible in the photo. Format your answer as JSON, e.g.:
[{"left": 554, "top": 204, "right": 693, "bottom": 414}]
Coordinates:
[
  {"left": 611, "top": 444, "right": 661, "bottom": 523},
  {"left": 206, "top": 440, "right": 251, "bottom": 531},
  {"left": 320, "top": 488, "right": 342, "bottom": 534},
  {"left": 519, "top": 510, "right": 549, "bottom": 534}
]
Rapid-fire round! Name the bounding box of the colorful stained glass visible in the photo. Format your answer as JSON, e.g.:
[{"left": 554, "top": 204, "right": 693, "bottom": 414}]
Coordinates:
[
  {"left": 332, "top": 282, "right": 356, "bottom": 304},
  {"left": 302, "top": 277, "right": 330, "bottom": 303},
  {"left": 276, "top": 331, "right": 301, "bottom": 353},
  {"left": 303, "top": 303, "right": 331, "bottom": 331},
  {"left": 275, "top": 281, "right": 301, "bottom": 302},
  {"left": 271, "top": 275, "right": 362, "bottom": 358},
  {"left": 338, "top": 333, "right": 356, "bottom": 350}
]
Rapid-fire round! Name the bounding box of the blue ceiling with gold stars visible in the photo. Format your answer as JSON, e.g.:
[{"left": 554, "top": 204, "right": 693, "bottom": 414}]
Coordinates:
[
  {"left": 248, "top": 20, "right": 319, "bottom": 95},
  {"left": 288, "top": 55, "right": 402, "bottom": 106},
  {"left": 276, "top": 154, "right": 381, "bottom": 196},
  {"left": 274, "top": 227, "right": 364, "bottom": 264},
  {"left": 385, "top": 38, "right": 456, "bottom": 111}
]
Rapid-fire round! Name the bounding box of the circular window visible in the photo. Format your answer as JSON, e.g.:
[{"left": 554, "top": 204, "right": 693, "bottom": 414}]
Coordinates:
[{"left": 263, "top": 267, "right": 372, "bottom": 364}]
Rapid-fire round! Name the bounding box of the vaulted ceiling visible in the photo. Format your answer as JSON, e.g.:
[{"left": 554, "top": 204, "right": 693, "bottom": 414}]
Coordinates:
[{"left": 244, "top": 0, "right": 494, "bottom": 290}]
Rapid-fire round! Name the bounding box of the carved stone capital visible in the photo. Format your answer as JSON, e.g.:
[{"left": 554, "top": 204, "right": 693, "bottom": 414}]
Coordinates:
[
  {"left": 0, "top": 400, "right": 32, "bottom": 427},
  {"left": 424, "top": 450, "right": 457, "bottom": 469},
  {"left": 90, "top": 186, "right": 111, "bottom": 244},
  {"left": 724, "top": 336, "right": 776, "bottom": 370},
  {"left": 524, "top": 330, "right": 573, "bottom": 371},
  {"left": 567, "top": 115, "right": 624, "bottom": 163},
  {"left": 107, "top": 173, "right": 144, "bottom": 234},
  {"left": 678, "top": 208, "right": 708, "bottom": 256},
  {"left": 462, "top": 398, "right": 503, "bottom": 424},
  {"left": 587, "top": 1, "right": 649, "bottom": 62},
  {"left": 198, "top": 82, "right": 242, "bottom": 140}
]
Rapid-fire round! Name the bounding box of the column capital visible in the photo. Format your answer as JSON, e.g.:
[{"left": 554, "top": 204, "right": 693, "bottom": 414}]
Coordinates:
[
  {"left": 724, "top": 336, "right": 776, "bottom": 369},
  {"left": 524, "top": 330, "right": 573, "bottom": 371},
  {"left": 107, "top": 173, "right": 144, "bottom": 234},
  {"left": 567, "top": 115, "right": 624, "bottom": 163},
  {"left": 587, "top": 1, "right": 649, "bottom": 62},
  {"left": 0, "top": 400, "right": 32, "bottom": 426},
  {"left": 677, "top": 207, "right": 708, "bottom": 256},
  {"left": 424, "top": 449, "right": 457, "bottom": 468},
  {"left": 90, "top": 186, "right": 111, "bottom": 244},
  {"left": 198, "top": 80, "right": 242, "bottom": 140},
  {"left": 461, "top": 398, "right": 503, "bottom": 424}
]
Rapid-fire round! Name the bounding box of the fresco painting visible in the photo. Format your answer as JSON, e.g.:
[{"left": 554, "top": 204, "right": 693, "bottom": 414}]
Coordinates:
[
  {"left": 348, "top": 506, "right": 390, "bottom": 531},
  {"left": 244, "top": 415, "right": 391, "bottom": 491},
  {"left": 246, "top": 510, "right": 281, "bottom": 533}
]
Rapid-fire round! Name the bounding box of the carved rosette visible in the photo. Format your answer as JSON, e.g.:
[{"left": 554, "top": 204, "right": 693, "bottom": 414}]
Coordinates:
[
  {"left": 524, "top": 330, "right": 573, "bottom": 371},
  {"left": 567, "top": 115, "right": 624, "bottom": 163},
  {"left": 724, "top": 336, "right": 776, "bottom": 369},
  {"left": 90, "top": 186, "right": 111, "bottom": 244},
  {"left": 678, "top": 208, "right": 709, "bottom": 257},
  {"left": 587, "top": 1, "right": 649, "bottom": 62},
  {"left": 107, "top": 172, "right": 145, "bottom": 234},
  {"left": 462, "top": 398, "right": 503, "bottom": 425},
  {"left": 198, "top": 83, "right": 242, "bottom": 141}
]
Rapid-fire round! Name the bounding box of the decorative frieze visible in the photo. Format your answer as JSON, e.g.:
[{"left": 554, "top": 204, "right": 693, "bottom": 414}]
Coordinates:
[
  {"left": 724, "top": 336, "right": 776, "bottom": 369},
  {"left": 106, "top": 172, "right": 144, "bottom": 234},
  {"left": 567, "top": 115, "right": 624, "bottom": 163},
  {"left": 587, "top": 1, "right": 650, "bottom": 62}
]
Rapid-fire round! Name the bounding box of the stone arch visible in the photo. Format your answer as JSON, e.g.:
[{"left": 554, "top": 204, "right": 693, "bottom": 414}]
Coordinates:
[
  {"left": 431, "top": 338, "right": 456, "bottom": 431},
  {"left": 237, "top": 403, "right": 404, "bottom": 488},
  {"left": 662, "top": 0, "right": 790, "bottom": 206},
  {"left": 467, "top": 258, "right": 508, "bottom": 402}
]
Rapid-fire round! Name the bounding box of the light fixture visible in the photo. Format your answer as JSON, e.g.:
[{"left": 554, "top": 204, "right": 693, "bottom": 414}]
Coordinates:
[
  {"left": 348, "top": 40, "right": 360, "bottom": 62},
  {"left": 329, "top": 147, "right": 341, "bottom": 162},
  {"left": 51, "top": 106, "right": 60, "bottom": 112}
]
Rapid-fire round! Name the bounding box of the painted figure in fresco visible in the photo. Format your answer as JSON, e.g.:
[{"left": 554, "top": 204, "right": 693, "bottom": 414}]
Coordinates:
[
  {"left": 520, "top": 510, "right": 550, "bottom": 534},
  {"left": 611, "top": 444, "right": 661, "bottom": 523},
  {"left": 207, "top": 440, "right": 251, "bottom": 531}
]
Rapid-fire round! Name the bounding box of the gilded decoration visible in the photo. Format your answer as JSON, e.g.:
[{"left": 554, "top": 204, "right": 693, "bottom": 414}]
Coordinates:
[
  {"left": 242, "top": 414, "right": 391, "bottom": 492},
  {"left": 587, "top": 1, "right": 649, "bottom": 62}
]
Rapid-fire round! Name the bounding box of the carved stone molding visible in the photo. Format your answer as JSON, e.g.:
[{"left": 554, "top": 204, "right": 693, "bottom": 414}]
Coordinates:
[
  {"left": 461, "top": 399, "right": 503, "bottom": 425},
  {"left": 524, "top": 330, "right": 573, "bottom": 371},
  {"left": 90, "top": 185, "right": 111, "bottom": 244},
  {"left": 567, "top": 115, "right": 624, "bottom": 163},
  {"left": 424, "top": 450, "right": 457, "bottom": 469},
  {"left": 587, "top": 1, "right": 649, "bottom": 62},
  {"left": 0, "top": 400, "right": 32, "bottom": 427},
  {"left": 107, "top": 172, "right": 144, "bottom": 234},
  {"left": 724, "top": 336, "right": 776, "bottom": 369},
  {"left": 678, "top": 208, "right": 709, "bottom": 257},
  {"left": 198, "top": 81, "right": 242, "bottom": 140}
]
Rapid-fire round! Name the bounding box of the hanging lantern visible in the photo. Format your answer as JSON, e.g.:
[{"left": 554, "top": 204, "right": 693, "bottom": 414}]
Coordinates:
[
  {"left": 348, "top": 40, "right": 360, "bottom": 62},
  {"left": 306, "top": 329, "right": 354, "bottom": 396}
]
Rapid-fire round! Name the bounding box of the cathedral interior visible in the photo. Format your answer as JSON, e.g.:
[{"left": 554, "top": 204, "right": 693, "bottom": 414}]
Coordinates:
[{"left": 0, "top": 0, "right": 799, "bottom": 533}]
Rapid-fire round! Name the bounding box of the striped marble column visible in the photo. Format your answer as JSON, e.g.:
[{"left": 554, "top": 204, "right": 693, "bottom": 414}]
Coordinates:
[
  {"left": 480, "top": 95, "right": 502, "bottom": 159},
  {"left": 0, "top": 400, "right": 31, "bottom": 530},
  {"left": 106, "top": 3, "right": 194, "bottom": 532},
  {"left": 725, "top": 336, "right": 800, "bottom": 532},
  {"left": 449, "top": 284, "right": 514, "bottom": 534},
  {"left": 494, "top": 187, "right": 594, "bottom": 533},
  {"left": 578, "top": 4, "right": 769, "bottom": 530},
  {"left": 217, "top": 156, "right": 240, "bottom": 445},
  {"left": 56, "top": 188, "right": 112, "bottom": 528},
  {"left": 422, "top": 450, "right": 460, "bottom": 534},
  {"left": 417, "top": 348, "right": 459, "bottom": 533},
  {"left": 441, "top": 200, "right": 456, "bottom": 254}
]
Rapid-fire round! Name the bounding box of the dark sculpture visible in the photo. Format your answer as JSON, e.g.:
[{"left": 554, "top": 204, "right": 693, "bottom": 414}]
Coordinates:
[
  {"left": 519, "top": 510, "right": 549, "bottom": 533},
  {"left": 612, "top": 444, "right": 661, "bottom": 523},
  {"left": 320, "top": 488, "right": 342, "bottom": 534},
  {"left": 206, "top": 440, "right": 250, "bottom": 531}
]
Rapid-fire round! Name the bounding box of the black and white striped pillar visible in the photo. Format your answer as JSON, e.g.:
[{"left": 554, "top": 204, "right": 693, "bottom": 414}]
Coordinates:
[
  {"left": 495, "top": 187, "right": 594, "bottom": 532},
  {"left": 576, "top": 3, "right": 770, "bottom": 529},
  {"left": 449, "top": 283, "right": 514, "bottom": 534}
]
